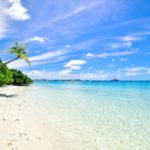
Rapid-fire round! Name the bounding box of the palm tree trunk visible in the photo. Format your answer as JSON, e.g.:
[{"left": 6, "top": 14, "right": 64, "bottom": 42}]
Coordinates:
[{"left": 0, "top": 57, "right": 19, "bottom": 67}]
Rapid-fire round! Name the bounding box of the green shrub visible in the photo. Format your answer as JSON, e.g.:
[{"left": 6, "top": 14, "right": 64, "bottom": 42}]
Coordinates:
[
  {"left": 0, "top": 60, "right": 33, "bottom": 86},
  {"left": 0, "top": 61, "right": 13, "bottom": 86},
  {"left": 10, "top": 69, "right": 33, "bottom": 85}
]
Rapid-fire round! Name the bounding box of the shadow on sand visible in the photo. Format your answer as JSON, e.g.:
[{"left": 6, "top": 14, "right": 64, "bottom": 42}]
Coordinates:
[{"left": 0, "top": 94, "right": 17, "bottom": 98}]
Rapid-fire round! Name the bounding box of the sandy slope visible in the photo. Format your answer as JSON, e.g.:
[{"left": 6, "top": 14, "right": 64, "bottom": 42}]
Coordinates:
[{"left": 0, "top": 86, "right": 52, "bottom": 150}]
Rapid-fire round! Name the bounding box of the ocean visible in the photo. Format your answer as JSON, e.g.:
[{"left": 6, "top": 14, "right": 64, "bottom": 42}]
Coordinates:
[{"left": 23, "top": 81, "right": 150, "bottom": 150}]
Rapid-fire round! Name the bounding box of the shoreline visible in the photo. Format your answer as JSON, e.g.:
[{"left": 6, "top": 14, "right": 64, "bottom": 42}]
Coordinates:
[{"left": 0, "top": 85, "right": 52, "bottom": 150}]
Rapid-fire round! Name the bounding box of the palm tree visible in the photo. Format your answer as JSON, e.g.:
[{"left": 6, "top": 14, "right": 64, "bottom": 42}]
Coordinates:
[{"left": 0, "top": 41, "right": 31, "bottom": 67}]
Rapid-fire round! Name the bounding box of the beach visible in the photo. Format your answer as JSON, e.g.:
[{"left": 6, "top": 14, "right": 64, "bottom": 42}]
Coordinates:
[
  {"left": 0, "top": 81, "right": 150, "bottom": 150},
  {"left": 0, "top": 85, "right": 52, "bottom": 150}
]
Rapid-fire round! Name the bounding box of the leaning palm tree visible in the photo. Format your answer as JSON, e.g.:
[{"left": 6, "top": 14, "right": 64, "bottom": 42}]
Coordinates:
[{"left": 0, "top": 41, "right": 31, "bottom": 67}]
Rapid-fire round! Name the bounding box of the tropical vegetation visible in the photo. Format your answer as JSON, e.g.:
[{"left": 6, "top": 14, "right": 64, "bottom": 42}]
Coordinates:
[
  {"left": 11, "top": 69, "right": 33, "bottom": 86},
  {"left": 0, "top": 41, "right": 33, "bottom": 87}
]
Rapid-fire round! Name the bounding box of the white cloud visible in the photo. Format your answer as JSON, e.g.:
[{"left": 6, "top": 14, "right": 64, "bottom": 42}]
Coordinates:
[
  {"left": 69, "top": 65, "right": 81, "bottom": 70},
  {"left": 121, "top": 36, "right": 142, "bottom": 42},
  {"left": 27, "top": 36, "right": 47, "bottom": 43},
  {"left": 30, "top": 49, "right": 68, "bottom": 61},
  {"left": 4, "top": 0, "right": 30, "bottom": 20},
  {"left": 114, "top": 66, "right": 150, "bottom": 79},
  {"left": 64, "top": 60, "right": 86, "bottom": 67},
  {"left": 111, "top": 42, "right": 132, "bottom": 49},
  {"left": 25, "top": 67, "right": 150, "bottom": 80},
  {"left": 24, "top": 70, "right": 109, "bottom": 80},
  {"left": 60, "top": 69, "right": 72, "bottom": 75},
  {"left": 126, "top": 69, "right": 138, "bottom": 76},
  {"left": 117, "top": 67, "right": 150, "bottom": 76},
  {"left": 64, "top": 60, "right": 86, "bottom": 72},
  {"left": 86, "top": 53, "right": 94, "bottom": 57},
  {"left": 87, "top": 50, "right": 137, "bottom": 58},
  {"left": 0, "top": 0, "right": 30, "bottom": 38}
]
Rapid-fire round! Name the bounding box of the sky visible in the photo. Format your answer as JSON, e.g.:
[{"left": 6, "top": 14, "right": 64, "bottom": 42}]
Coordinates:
[{"left": 0, "top": 0, "right": 150, "bottom": 80}]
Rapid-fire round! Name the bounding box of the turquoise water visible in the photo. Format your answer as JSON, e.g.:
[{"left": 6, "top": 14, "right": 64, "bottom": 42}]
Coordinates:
[{"left": 24, "top": 81, "right": 150, "bottom": 150}]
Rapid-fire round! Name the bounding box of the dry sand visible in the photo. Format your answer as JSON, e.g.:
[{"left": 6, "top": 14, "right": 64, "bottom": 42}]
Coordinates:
[{"left": 0, "top": 86, "right": 52, "bottom": 150}]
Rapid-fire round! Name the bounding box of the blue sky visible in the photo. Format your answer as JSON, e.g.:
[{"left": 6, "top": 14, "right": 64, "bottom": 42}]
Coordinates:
[{"left": 0, "top": 0, "right": 150, "bottom": 80}]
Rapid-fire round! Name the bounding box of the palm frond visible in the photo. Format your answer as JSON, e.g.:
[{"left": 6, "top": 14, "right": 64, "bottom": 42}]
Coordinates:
[{"left": 4, "top": 41, "right": 31, "bottom": 66}]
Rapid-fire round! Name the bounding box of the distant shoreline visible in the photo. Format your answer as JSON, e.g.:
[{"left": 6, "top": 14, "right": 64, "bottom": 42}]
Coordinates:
[{"left": 33, "top": 79, "right": 150, "bottom": 82}]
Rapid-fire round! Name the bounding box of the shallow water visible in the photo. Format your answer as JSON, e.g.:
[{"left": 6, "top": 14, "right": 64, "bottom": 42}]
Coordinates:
[{"left": 23, "top": 81, "right": 150, "bottom": 150}]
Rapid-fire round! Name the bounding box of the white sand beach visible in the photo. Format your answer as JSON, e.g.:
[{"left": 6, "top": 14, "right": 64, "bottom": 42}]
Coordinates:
[{"left": 0, "top": 86, "right": 52, "bottom": 150}]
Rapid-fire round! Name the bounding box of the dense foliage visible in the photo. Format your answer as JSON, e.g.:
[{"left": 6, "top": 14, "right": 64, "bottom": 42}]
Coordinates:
[
  {"left": 11, "top": 69, "right": 33, "bottom": 85},
  {"left": 0, "top": 61, "right": 33, "bottom": 86},
  {"left": 0, "top": 61, "right": 13, "bottom": 86}
]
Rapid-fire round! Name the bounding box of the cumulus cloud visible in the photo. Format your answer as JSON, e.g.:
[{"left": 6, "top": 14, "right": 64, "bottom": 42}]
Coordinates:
[
  {"left": 24, "top": 70, "right": 109, "bottom": 80},
  {"left": 27, "top": 36, "right": 47, "bottom": 43},
  {"left": 64, "top": 60, "right": 86, "bottom": 68},
  {"left": 60, "top": 60, "right": 87, "bottom": 75},
  {"left": 64, "top": 60, "right": 86, "bottom": 71},
  {"left": 4, "top": 0, "right": 30, "bottom": 20},
  {"left": 0, "top": 0, "right": 30, "bottom": 38}
]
